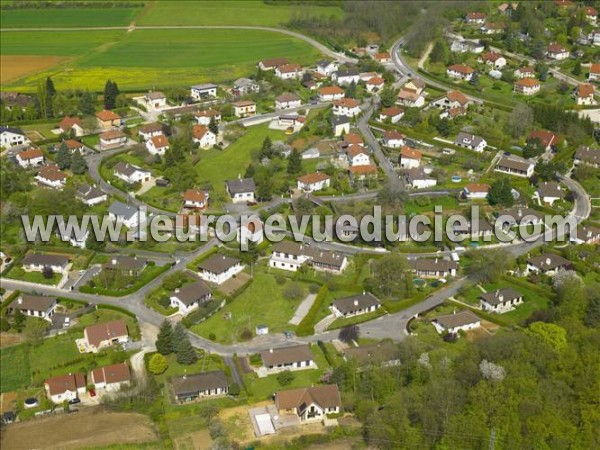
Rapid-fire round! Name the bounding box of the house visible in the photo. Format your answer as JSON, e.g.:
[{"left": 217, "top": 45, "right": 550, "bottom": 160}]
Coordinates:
[
  {"left": 409, "top": 258, "right": 458, "bottom": 278},
  {"left": 36, "top": 164, "right": 67, "bottom": 189},
  {"left": 8, "top": 294, "right": 57, "bottom": 321},
  {"left": 233, "top": 78, "right": 260, "bottom": 95},
  {"left": 0, "top": 91, "right": 33, "bottom": 110},
  {"left": 535, "top": 181, "right": 564, "bottom": 205},
  {"left": 258, "top": 57, "right": 288, "bottom": 71},
  {"left": 260, "top": 344, "right": 314, "bottom": 373},
  {"left": 347, "top": 145, "right": 370, "bottom": 166},
  {"left": 374, "top": 52, "right": 391, "bottom": 63},
  {"left": 190, "top": 83, "right": 217, "bottom": 101},
  {"left": 584, "top": 5, "right": 598, "bottom": 24},
  {"left": 181, "top": 188, "right": 209, "bottom": 210},
  {"left": 343, "top": 340, "right": 400, "bottom": 368},
  {"left": 237, "top": 217, "right": 264, "bottom": 245},
  {"left": 404, "top": 167, "right": 437, "bottom": 189},
  {"left": 146, "top": 134, "right": 169, "bottom": 155},
  {"left": 279, "top": 114, "right": 305, "bottom": 129},
  {"left": 22, "top": 253, "right": 69, "bottom": 274},
  {"left": 480, "top": 288, "right": 523, "bottom": 314},
  {"left": 396, "top": 87, "right": 425, "bottom": 107},
  {"left": 378, "top": 106, "right": 404, "bottom": 123},
  {"left": 99, "top": 129, "right": 127, "bottom": 150},
  {"left": 441, "top": 106, "right": 467, "bottom": 120},
  {"left": 451, "top": 218, "right": 494, "bottom": 239},
  {"left": 138, "top": 123, "right": 163, "bottom": 141},
  {"left": 169, "top": 280, "right": 212, "bottom": 315},
  {"left": 454, "top": 132, "right": 487, "bottom": 152},
  {"left": 466, "top": 12, "right": 486, "bottom": 24},
  {"left": 589, "top": 63, "right": 600, "bottom": 81},
  {"left": 331, "top": 292, "right": 381, "bottom": 318},
  {"left": 570, "top": 225, "right": 600, "bottom": 245},
  {"left": 514, "top": 66, "right": 536, "bottom": 79},
  {"left": 332, "top": 98, "right": 361, "bottom": 117},
  {"left": 349, "top": 164, "right": 378, "bottom": 180},
  {"left": 275, "top": 93, "right": 302, "bottom": 110},
  {"left": 83, "top": 320, "right": 129, "bottom": 353},
  {"left": 275, "top": 63, "right": 303, "bottom": 80},
  {"left": 433, "top": 90, "right": 469, "bottom": 110},
  {"left": 514, "top": 78, "right": 541, "bottom": 96},
  {"left": 366, "top": 76, "right": 385, "bottom": 92},
  {"left": 103, "top": 256, "right": 146, "bottom": 276},
  {"left": 479, "top": 51, "right": 507, "bottom": 68},
  {"left": 527, "top": 254, "right": 572, "bottom": 276},
  {"left": 399, "top": 146, "right": 422, "bottom": 169},
  {"left": 59, "top": 227, "right": 89, "bottom": 249},
  {"left": 316, "top": 59, "right": 339, "bottom": 76},
  {"left": 108, "top": 201, "right": 144, "bottom": 228},
  {"left": 547, "top": 43, "right": 569, "bottom": 60},
  {"left": 226, "top": 177, "right": 255, "bottom": 203},
  {"left": 481, "top": 21, "right": 506, "bottom": 34},
  {"left": 172, "top": 371, "right": 228, "bottom": 402},
  {"left": 326, "top": 116, "right": 348, "bottom": 138},
  {"left": 383, "top": 130, "right": 405, "bottom": 148},
  {"left": 497, "top": 207, "right": 544, "bottom": 228},
  {"left": 297, "top": 172, "right": 330, "bottom": 192},
  {"left": 77, "top": 184, "right": 108, "bottom": 206},
  {"left": 144, "top": 91, "right": 167, "bottom": 109},
  {"left": 344, "top": 132, "right": 364, "bottom": 146},
  {"left": 44, "top": 373, "right": 86, "bottom": 404},
  {"left": 447, "top": 64, "right": 474, "bottom": 81},
  {"left": 91, "top": 362, "right": 131, "bottom": 391},
  {"left": 95, "top": 110, "right": 121, "bottom": 130},
  {"left": 574, "top": 145, "right": 600, "bottom": 167},
  {"left": 529, "top": 130, "right": 558, "bottom": 152},
  {"left": 495, "top": 155, "right": 535, "bottom": 178},
  {"left": 573, "top": 83, "right": 596, "bottom": 105},
  {"left": 195, "top": 109, "right": 221, "bottom": 126},
  {"left": 198, "top": 254, "right": 244, "bottom": 285},
  {"left": 269, "top": 241, "right": 348, "bottom": 273},
  {"left": 233, "top": 101, "right": 256, "bottom": 118},
  {"left": 192, "top": 125, "right": 216, "bottom": 149},
  {"left": 15, "top": 148, "right": 44, "bottom": 168},
  {"left": 1, "top": 126, "right": 30, "bottom": 148},
  {"left": 58, "top": 116, "right": 85, "bottom": 136},
  {"left": 463, "top": 183, "right": 490, "bottom": 200},
  {"left": 332, "top": 68, "right": 360, "bottom": 85},
  {"left": 114, "top": 162, "right": 151, "bottom": 184},
  {"left": 58, "top": 139, "right": 85, "bottom": 153},
  {"left": 450, "top": 39, "right": 485, "bottom": 54},
  {"left": 318, "top": 85, "right": 345, "bottom": 102},
  {"left": 432, "top": 310, "right": 481, "bottom": 335},
  {"left": 275, "top": 385, "right": 341, "bottom": 422}
]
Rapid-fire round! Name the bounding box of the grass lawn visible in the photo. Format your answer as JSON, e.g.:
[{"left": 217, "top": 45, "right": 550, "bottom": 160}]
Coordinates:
[
  {"left": 0, "top": 7, "right": 141, "bottom": 28},
  {"left": 5, "top": 266, "right": 62, "bottom": 285},
  {"left": 327, "top": 308, "right": 387, "bottom": 330},
  {"left": 0, "top": 344, "right": 30, "bottom": 393}
]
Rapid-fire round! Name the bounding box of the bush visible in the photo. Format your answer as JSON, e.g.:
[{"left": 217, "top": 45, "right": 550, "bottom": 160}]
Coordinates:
[
  {"left": 0, "top": 318, "right": 10, "bottom": 332},
  {"left": 277, "top": 370, "right": 295, "bottom": 386},
  {"left": 228, "top": 383, "right": 241, "bottom": 396},
  {"left": 208, "top": 333, "right": 216, "bottom": 341},
  {"left": 239, "top": 328, "right": 253, "bottom": 341},
  {"left": 275, "top": 275, "right": 287, "bottom": 285},
  {"left": 309, "top": 284, "right": 320, "bottom": 294},
  {"left": 148, "top": 353, "right": 168, "bottom": 374},
  {"left": 283, "top": 282, "right": 305, "bottom": 301},
  {"left": 157, "top": 296, "right": 171, "bottom": 309}
]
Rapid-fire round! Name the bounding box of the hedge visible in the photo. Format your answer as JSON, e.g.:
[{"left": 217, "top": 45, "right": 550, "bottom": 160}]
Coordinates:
[
  {"left": 0, "top": 290, "right": 20, "bottom": 313},
  {"left": 296, "top": 285, "right": 329, "bottom": 336},
  {"left": 79, "top": 262, "right": 171, "bottom": 296}
]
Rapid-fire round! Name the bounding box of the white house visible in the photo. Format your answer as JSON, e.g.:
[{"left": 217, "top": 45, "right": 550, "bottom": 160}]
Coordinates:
[
  {"left": 36, "top": 164, "right": 67, "bottom": 189},
  {"left": 379, "top": 107, "right": 404, "bottom": 123},
  {"left": 547, "top": 43, "right": 570, "bottom": 60},
  {"left": 233, "top": 101, "right": 256, "bottom": 118},
  {"left": 190, "top": 83, "right": 217, "bottom": 101},
  {"left": 397, "top": 88, "right": 425, "bottom": 107},
  {"left": 77, "top": 184, "right": 108, "bottom": 206},
  {"left": 198, "top": 254, "right": 244, "bottom": 285},
  {"left": 21, "top": 253, "right": 69, "bottom": 274},
  {"left": 584, "top": 6, "right": 598, "bottom": 24},
  {"left": 297, "top": 172, "right": 330, "bottom": 192},
  {"left": 347, "top": 145, "right": 370, "bottom": 166},
  {"left": 330, "top": 116, "right": 350, "bottom": 137},
  {"left": 535, "top": 181, "right": 564, "bottom": 206},
  {"left": 514, "top": 78, "right": 541, "bottom": 96},
  {"left": 226, "top": 177, "right": 255, "bottom": 203},
  {"left": 192, "top": 125, "right": 216, "bottom": 149},
  {"left": 169, "top": 280, "right": 212, "bottom": 315},
  {"left": 195, "top": 109, "right": 222, "bottom": 126},
  {"left": 58, "top": 117, "right": 85, "bottom": 137},
  {"left": 432, "top": 90, "right": 470, "bottom": 110},
  {"left": 463, "top": 183, "right": 490, "bottom": 200},
  {"left": 495, "top": 155, "right": 535, "bottom": 178},
  {"left": 90, "top": 362, "right": 131, "bottom": 392},
  {"left": 83, "top": 320, "right": 129, "bottom": 353},
  {"left": 573, "top": 83, "right": 596, "bottom": 105},
  {"left": 447, "top": 64, "right": 475, "bottom": 81},
  {"left": 45, "top": 373, "right": 86, "bottom": 404},
  {"left": 480, "top": 288, "right": 523, "bottom": 314},
  {"left": 478, "top": 51, "right": 507, "bottom": 68},
  {"left": 465, "top": 12, "right": 486, "bottom": 24},
  {"left": 108, "top": 201, "right": 144, "bottom": 229},
  {"left": 318, "top": 86, "right": 345, "bottom": 102},
  {"left": 260, "top": 345, "right": 315, "bottom": 374},
  {"left": 172, "top": 371, "right": 228, "bottom": 402},
  {"left": 138, "top": 123, "right": 163, "bottom": 141},
  {"left": 275, "top": 63, "right": 303, "bottom": 80},
  {"left": 589, "top": 63, "right": 600, "bottom": 82},
  {"left": 114, "top": 162, "right": 151, "bottom": 184},
  {"left": 454, "top": 132, "right": 487, "bottom": 152},
  {"left": 275, "top": 93, "right": 302, "bottom": 109},
  {"left": 570, "top": 225, "right": 600, "bottom": 245},
  {"left": 275, "top": 385, "right": 341, "bottom": 422},
  {"left": 432, "top": 310, "right": 481, "bottom": 335},
  {"left": 182, "top": 188, "right": 209, "bottom": 210},
  {"left": 269, "top": 241, "right": 347, "bottom": 273},
  {"left": 366, "top": 76, "right": 385, "bottom": 92},
  {"left": 0, "top": 126, "right": 30, "bottom": 148},
  {"left": 574, "top": 146, "right": 600, "bottom": 168},
  {"left": 383, "top": 130, "right": 405, "bottom": 148},
  {"left": 9, "top": 294, "right": 57, "bottom": 321},
  {"left": 514, "top": 66, "right": 536, "bottom": 79},
  {"left": 333, "top": 98, "right": 361, "bottom": 117},
  {"left": 332, "top": 68, "right": 360, "bottom": 85},
  {"left": 15, "top": 148, "right": 44, "bottom": 168},
  {"left": 451, "top": 39, "right": 484, "bottom": 54},
  {"left": 526, "top": 254, "right": 572, "bottom": 276},
  {"left": 237, "top": 217, "right": 264, "bottom": 245},
  {"left": 258, "top": 57, "right": 288, "bottom": 71},
  {"left": 146, "top": 134, "right": 169, "bottom": 155},
  {"left": 399, "top": 146, "right": 422, "bottom": 169},
  {"left": 99, "top": 129, "right": 127, "bottom": 150},
  {"left": 144, "top": 91, "right": 167, "bottom": 110},
  {"left": 404, "top": 167, "right": 437, "bottom": 189},
  {"left": 316, "top": 59, "right": 338, "bottom": 76},
  {"left": 233, "top": 78, "right": 260, "bottom": 95},
  {"left": 331, "top": 292, "right": 381, "bottom": 318}
]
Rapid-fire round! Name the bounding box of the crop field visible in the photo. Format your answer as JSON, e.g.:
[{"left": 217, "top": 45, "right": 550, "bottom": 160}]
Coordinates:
[
  {"left": 0, "top": 55, "right": 67, "bottom": 83},
  {"left": 0, "top": 7, "right": 141, "bottom": 28}
]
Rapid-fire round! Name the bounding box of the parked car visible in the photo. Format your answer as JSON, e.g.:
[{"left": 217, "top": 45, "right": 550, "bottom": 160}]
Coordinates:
[{"left": 68, "top": 398, "right": 81, "bottom": 405}]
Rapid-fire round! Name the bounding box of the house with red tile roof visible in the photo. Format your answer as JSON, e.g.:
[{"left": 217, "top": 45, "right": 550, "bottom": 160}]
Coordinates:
[
  {"left": 333, "top": 98, "right": 361, "bottom": 117},
  {"left": 95, "top": 110, "right": 121, "bottom": 130},
  {"left": 378, "top": 106, "right": 404, "bottom": 123},
  {"left": 546, "top": 42, "right": 569, "bottom": 60},
  {"left": 58, "top": 116, "right": 84, "bottom": 136},
  {"left": 182, "top": 189, "right": 209, "bottom": 210},
  {"left": 297, "top": 172, "right": 330, "bottom": 192},
  {"left": 447, "top": 64, "right": 475, "bottom": 81},
  {"left": 514, "top": 78, "right": 541, "bottom": 96},
  {"left": 399, "top": 146, "right": 422, "bottom": 169},
  {"left": 466, "top": 12, "right": 486, "bottom": 24},
  {"left": 318, "top": 85, "right": 345, "bottom": 102},
  {"left": 146, "top": 134, "right": 169, "bottom": 155},
  {"left": 192, "top": 125, "right": 216, "bottom": 149},
  {"left": 16, "top": 148, "right": 44, "bottom": 168},
  {"left": 45, "top": 373, "right": 86, "bottom": 404},
  {"left": 573, "top": 83, "right": 596, "bottom": 105},
  {"left": 90, "top": 362, "right": 131, "bottom": 392}
]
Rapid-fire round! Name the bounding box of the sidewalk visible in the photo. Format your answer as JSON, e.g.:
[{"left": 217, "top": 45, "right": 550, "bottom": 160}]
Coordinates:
[{"left": 288, "top": 293, "right": 317, "bottom": 325}]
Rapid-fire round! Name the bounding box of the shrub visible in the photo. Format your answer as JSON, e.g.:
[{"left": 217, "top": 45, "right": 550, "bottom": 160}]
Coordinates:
[
  {"left": 309, "top": 284, "right": 320, "bottom": 294},
  {"left": 283, "top": 282, "right": 305, "bottom": 301},
  {"left": 239, "top": 328, "right": 253, "bottom": 341},
  {"left": 228, "top": 383, "right": 241, "bottom": 396},
  {"left": 148, "top": 353, "right": 168, "bottom": 374},
  {"left": 277, "top": 370, "right": 295, "bottom": 386},
  {"left": 275, "top": 275, "right": 287, "bottom": 285},
  {"left": 208, "top": 333, "right": 216, "bottom": 341},
  {"left": 157, "top": 296, "right": 171, "bottom": 309}
]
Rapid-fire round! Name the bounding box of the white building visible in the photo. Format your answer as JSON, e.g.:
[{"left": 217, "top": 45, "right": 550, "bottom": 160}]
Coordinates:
[
  {"left": 77, "top": 184, "right": 108, "bottom": 206},
  {"left": 233, "top": 101, "right": 256, "bottom": 118},
  {"left": 463, "top": 183, "right": 489, "bottom": 200},
  {"left": 379, "top": 107, "right": 404, "bottom": 123},
  {"left": 9, "top": 294, "right": 57, "bottom": 321},
  {"left": 99, "top": 129, "right": 127, "bottom": 150},
  {"left": 297, "top": 172, "right": 330, "bottom": 192},
  {"left": 454, "top": 132, "right": 487, "bottom": 152},
  {"left": 318, "top": 86, "right": 345, "bottom": 102},
  {"left": 399, "top": 146, "right": 422, "bottom": 169},
  {"left": 192, "top": 125, "right": 216, "bottom": 149},
  {"left": 190, "top": 83, "right": 217, "bottom": 101},
  {"left": 226, "top": 177, "right": 255, "bottom": 203},
  {"left": 547, "top": 43, "right": 570, "bottom": 60},
  {"left": 108, "top": 201, "right": 144, "bottom": 229},
  {"left": 447, "top": 64, "right": 475, "bottom": 81},
  {"left": 16, "top": 148, "right": 44, "bottom": 168},
  {"left": 432, "top": 310, "right": 481, "bottom": 335},
  {"left": 275, "top": 64, "right": 303, "bottom": 80},
  {"left": 260, "top": 345, "right": 315, "bottom": 374},
  {"left": 146, "top": 134, "right": 169, "bottom": 155},
  {"left": 1, "top": 126, "right": 30, "bottom": 148},
  {"left": 198, "top": 254, "right": 244, "bottom": 285},
  {"left": 383, "top": 130, "right": 405, "bottom": 148},
  {"left": 113, "top": 162, "right": 151, "bottom": 184},
  {"left": 275, "top": 93, "right": 302, "bottom": 110},
  {"left": 45, "top": 373, "right": 86, "bottom": 404},
  {"left": 316, "top": 60, "right": 339, "bottom": 76},
  {"left": 144, "top": 91, "right": 167, "bottom": 110},
  {"left": 331, "top": 292, "right": 381, "bottom": 318},
  {"left": 169, "top": 280, "right": 212, "bottom": 315},
  {"left": 332, "top": 98, "right": 361, "bottom": 117},
  {"left": 480, "top": 288, "right": 523, "bottom": 314},
  {"left": 90, "top": 362, "right": 131, "bottom": 392}
]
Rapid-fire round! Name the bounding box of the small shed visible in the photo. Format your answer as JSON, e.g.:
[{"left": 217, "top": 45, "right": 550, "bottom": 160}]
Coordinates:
[{"left": 255, "top": 325, "right": 269, "bottom": 336}]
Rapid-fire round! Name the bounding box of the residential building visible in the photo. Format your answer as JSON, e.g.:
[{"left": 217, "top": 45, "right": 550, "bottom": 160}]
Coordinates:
[
  {"left": 574, "top": 145, "right": 600, "bottom": 167},
  {"left": 454, "top": 132, "right": 487, "bottom": 152},
  {"left": 331, "top": 292, "right": 381, "bottom": 318},
  {"left": 258, "top": 57, "right": 288, "bottom": 71},
  {"left": 366, "top": 76, "right": 385, "bottom": 92},
  {"left": 451, "top": 218, "right": 494, "bottom": 239},
  {"left": 497, "top": 207, "right": 544, "bottom": 228},
  {"left": 450, "top": 39, "right": 485, "bottom": 54},
  {"left": 316, "top": 59, "right": 339, "bottom": 76},
  {"left": 15, "top": 148, "right": 44, "bottom": 168},
  {"left": 466, "top": 12, "right": 486, "bottom": 24},
  {"left": 169, "top": 280, "right": 212, "bottom": 315},
  {"left": 237, "top": 217, "right": 264, "bottom": 245},
  {"left": 36, "top": 164, "right": 67, "bottom": 189},
  {"left": 77, "top": 184, "right": 108, "bottom": 206},
  {"left": 344, "top": 132, "right": 364, "bottom": 146},
  {"left": 190, "top": 83, "right": 217, "bottom": 101},
  {"left": 226, "top": 177, "right": 255, "bottom": 203},
  {"left": 103, "top": 255, "right": 146, "bottom": 277},
  {"left": 332, "top": 98, "right": 361, "bottom": 117},
  {"left": 146, "top": 134, "right": 169, "bottom": 155},
  {"left": 275, "top": 63, "right": 303, "bottom": 80},
  {"left": 409, "top": 258, "right": 458, "bottom": 278},
  {"left": 404, "top": 167, "right": 437, "bottom": 189},
  {"left": 318, "top": 85, "right": 345, "bottom": 102},
  {"left": 478, "top": 51, "right": 507, "bottom": 68},
  {"left": 514, "top": 78, "right": 541, "bottom": 96},
  {"left": 91, "top": 362, "right": 131, "bottom": 391},
  {"left": 58, "top": 116, "right": 85, "bottom": 136},
  {"left": 198, "top": 254, "right": 244, "bottom": 285},
  {"left": 463, "top": 183, "right": 490, "bottom": 200},
  {"left": 233, "top": 101, "right": 256, "bottom": 118},
  {"left": 83, "top": 320, "right": 129, "bottom": 353},
  {"left": 396, "top": 88, "right": 425, "bottom": 107},
  {"left": 349, "top": 164, "right": 378, "bottom": 180},
  {"left": 527, "top": 254, "right": 572, "bottom": 276},
  {"left": 441, "top": 106, "right": 467, "bottom": 119},
  {"left": 529, "top": 130, "right": 558, "bottom": 151},
  {"left": 383, "top": 130, "right": 405, "bottom": 148},
  {"left": 514, "top": 66, "right": 536, "bottom": 79},
  {"left": 378, "top": 106, "right": 404, "bottom": 123},
  {"left": 588, "top": 63, "right": 600, "bottom": 81},
  {"left": 45, "top": 373, "right": 86, "bottom": 404},
  {"left": 260, "top": 345, "right": 315, "bottom": 374},
  {"left": 57, "top": 139, "right": 85, "bottom": 153},
  {"left": 269, "top": 241, "right": 348, "bottom": 273},
  {"left": 275, "top": 385, "right": 341, "bottom": 422},
  {"left": 432, "top": 90, "right": 469, "bottom": 110},
  {"left": 432, "top": 310, "right": 481, "bottom": 334},
  {"left": 447, "top": 64, "right": 475, "bottom": 81},
  {"left": 195, "top": 109, "right": 221, "bottom": 126},
  {"left": 297, "top": 172, "right": 331, "bottom": 192},
  {"left": 573, "top": 83, "right": 596, "bottom": 105},
  {"left": 192, "top": 125, "right": 216, "bottom": 149},
  {"left": 114, "top": 162, "right": 151, "bottom": 184},
  {"left": 495, "top": 155, "right": 535, "bottom": 178},
  {"left": 95, "top": 110, "right": 121, "bottom": 130},
  {"left": 547, "top": 42, "right": 570, "bottom": 60},
  {"left": 480, "top": 21, "right": 506, "bottom": 34},
  {"left": 374, "top": 51, "right": 391, "bottom": 63},
  {"left": 480, "top": 288, "right": 523, "bottom": 314},
  {"left": 535, "top": 181, "right": 564, "bottom": 205},
  {"left": 99, "top": 129, "right": 127, "bottom": 149},
  {"left": 108, "top": 201, "right": 144, "bottom": 228},
  {"left": 233, "top": 78, "right": 260, "bottom": 95},
  {"left": 172, "top": 371, "right": 228, "bottom": 402},
  {"left": 347, "top": 145, "right": 370, "bottom": 166},
  {"left": 584, "top": 5, "right": 598, "bottom": 24},
  {"left": 1, "top": 126, "right": 30, "bottom": 149},
  {"left": 399, "top": 146, "right": 422, "bottom": 169},
  {"left": 144, "top": 91, "right": 167, "bottom": 109},
  {"left": 22, "top": 253, "right": 69, "bottom": 274},
  {"left": 8, "top": 294, "right": 57, "bottom": 321},
  {"left": 182, "top": 189, "right": 209, "bottom": 210},
  {"left": 332, "top": 68, "right": 360, "bottom": 85},
  {"left": 275, "top": 93, "right": 302, "bottom": 109},
  {"left": 570, "top": 225, "right": 600, "bottom": 245},
  {"left": 138, "top": 123, "right": 163, "bottom": 141}
]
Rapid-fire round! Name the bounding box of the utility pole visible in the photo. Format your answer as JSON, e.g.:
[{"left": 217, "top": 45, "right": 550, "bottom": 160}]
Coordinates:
[{"left": 489, "top": 428, "right": 496, "bottom": 450}]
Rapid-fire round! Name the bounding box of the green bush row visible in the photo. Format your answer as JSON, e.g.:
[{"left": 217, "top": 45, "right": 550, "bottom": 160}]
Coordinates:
[{"left": 296, "top": 285, "right": 329, "bottom": 336}]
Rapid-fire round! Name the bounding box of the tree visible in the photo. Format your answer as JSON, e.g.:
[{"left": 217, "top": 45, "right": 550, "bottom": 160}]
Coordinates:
[
  {"left": 535, "top": 62, "right": 548, "bottom": 81},
  {"left": 13, "top": 308, "right": 25, "bottom": 332},
  {"left": 156, "top": 320, "right": 173, "bottom": 355},
  {"left": 56, "top": 142, "right": 71, "bottom": 170},
  {"left": 45, "top": 76, "right": 56, "bottom": 117},
  {"left": 523, "top": 137, "right": 545, "bottom": 159},
  {"left": 228, "top": 383, "right": 241, "bottom": 396},
  {"left": 346, "top": 81, "right": 357, "bottom": 98},
  {"left": 149, "top": 353, "right": 168, "bottom": 374},
  {"left": 42, "top": 266, "right": 54, "bottom": 279},
  {"left": 277, "top": 370, "right": 295, "bottom": 386},
  {"left": 287, "top": 149, "right": 302, "bottom": 174},
  {"left": 526, "top": 322, "right": 567, "bottom": 351},
  {"left": 339, "top": 324, "right": 360, "bottom": 343},
  {"left": 103, "top": 80, "right": 119, "bottom": 110},
  {"left": 283, "top": 282, "right": 305, "bottom": 301},
  {"left": 208, "top": 116, "right": 219, "bottom": 135},
  {"left": 85, "top": 232, "right": 106, "bottom": 252},
  {"left": 465, "top": 249, "right": 514, "bottom": 283},
  {"left": 78, "top": 90, "right": 96, "bottom": 115},
  {"left": 176, "top": 336, "right": 198, "bottom": 365},
  {"left": 469, "top": 71, "right": 479, "bottom": 86},
  {"left": 171, "top": 322, "right": 187, "bottom": 349},
  {"left": 380, "top": 86, "right": 397, "bottom": 108},
  {"left": 572, "top": 61, "right": 581, "bottom": 76},
  {"left": 507, "top": 104, "right": 533, "bottom": 138},
  {"left": 70, "top": 150, "right": 87, "bottom": 174},
  {"left": 429, "top": 40, "right": 448, "bottom": 64},
  {"left": 0, "top": 318, "right": 10, "bottom": 332},
  {"left": 435, "top": 118, "right": 451, "bottom": 137},
  {"left": 24, "top": 318, "right": 48, "bottom": 346},
  {"left": 487, "top": 178, "right": 514, "bottom": 207},
  {"left": 371, "top": 252, "right": 410, "bottom": 297},
  {"left": 261, "top": 136, "right": 273, "bottom": 159}
]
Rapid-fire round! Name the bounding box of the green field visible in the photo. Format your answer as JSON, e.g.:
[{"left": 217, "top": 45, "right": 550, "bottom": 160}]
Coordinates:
[{"left": 0, "top": 8, "right": 141, "bottom": 28}]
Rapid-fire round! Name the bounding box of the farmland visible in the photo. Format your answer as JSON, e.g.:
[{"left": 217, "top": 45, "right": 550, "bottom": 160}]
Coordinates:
[{"left": 0, "top": 7, "right": 141, "bottom": 28}]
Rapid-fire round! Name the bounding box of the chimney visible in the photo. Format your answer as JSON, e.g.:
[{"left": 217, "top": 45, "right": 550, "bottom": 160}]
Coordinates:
[
  {"left": 546, "top": 258, "right": 551, "bottom": 265},
  {"left": 499, "top": 295, "right": 504, "bottom": 302},
  {"left": 269, "top": 348, "right": 273, "bottom": 353},
  {"left": 175, "top": 288, "right": 180, "bottom": 294},
  {"left": 354, "top": 300, "right": 359, "bottom": 306},
  {"left": 587, "top": 231, "right": 592, "bottom": 237},
  {"left": 18, "top": 297, "right": 23, "bottom": 305},
  {"left": 518, "top": 209, "right": 522, "bottom": 218},
  {"left": 111, "top": 258, "right": 117, "bottom": 265},
  {"left": 453, "top": 309, "right": 456, "bottom": 315}
]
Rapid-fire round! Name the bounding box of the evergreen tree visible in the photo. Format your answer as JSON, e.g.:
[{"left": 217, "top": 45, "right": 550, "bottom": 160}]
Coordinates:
[
  {"left": 429, "top": 40, "right": 448, "bottom": 64},
  {"left": 287, "top": 149, "right": 302, "bottom": 174},
  {"left": 176, "top": 336, "right": 198, "bottom": 365},
  {"left": 487, "top": 178, "right": 514, "bottom": 207},
  {"left": 208, "top": 116, "right": 219, "bottom": 135},
  {"left": 244, "top": 163, "right": 256, "bottom": 178},
  {"left": 85, "top": 232, "right": 106, "bottom": 252},
  {"left": 45, "top": 76, "right": 56, "bottom": 117},
  {"left": 78, "top": 90, "right": 95, "bottom": 115},
  {"left": 346, "top": 81, "right": 357, "bottom": 98},
  {"left": 155, "top": 320, "right": 174, "bottom": 355},
  {"left": 13, "top": 308, "right": 25, "bottom": 332},
  {"left": 103, "top": 80, "right": 119, "bottom": 110},
  {"left": 261, "top": 136, "right": 273, "bottom": 158},
  {"left": 56, "top": 142, "right": 71, "bottom": 170},
  {"left": 380, "top": 86, "right": 397, "bottom": 108},
  {"left": 71, "top": 150, "right": 87, "bottom": 174},
  {"left": 572, "top": 61, "right": 581, "bottom": 76},
  {"left": 171, "top": 322, "right": 187, "bottom": 349}
]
